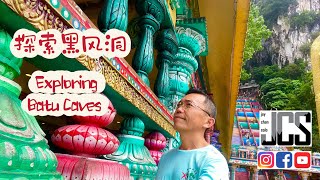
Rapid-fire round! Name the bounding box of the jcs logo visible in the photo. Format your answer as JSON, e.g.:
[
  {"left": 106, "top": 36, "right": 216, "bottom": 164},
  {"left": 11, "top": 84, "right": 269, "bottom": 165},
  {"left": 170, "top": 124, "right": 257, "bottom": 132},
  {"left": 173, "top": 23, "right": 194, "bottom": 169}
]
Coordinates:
[{"left": 259, "top": 111, "right": 312, "bottom": 147}]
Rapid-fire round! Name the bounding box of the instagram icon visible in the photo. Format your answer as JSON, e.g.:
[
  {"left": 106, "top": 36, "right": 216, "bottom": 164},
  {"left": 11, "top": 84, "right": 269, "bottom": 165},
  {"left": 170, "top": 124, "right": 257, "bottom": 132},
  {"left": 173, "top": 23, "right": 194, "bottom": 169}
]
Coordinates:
[{"left": 258, "top": 152, "right": 274, "bottom": 169}]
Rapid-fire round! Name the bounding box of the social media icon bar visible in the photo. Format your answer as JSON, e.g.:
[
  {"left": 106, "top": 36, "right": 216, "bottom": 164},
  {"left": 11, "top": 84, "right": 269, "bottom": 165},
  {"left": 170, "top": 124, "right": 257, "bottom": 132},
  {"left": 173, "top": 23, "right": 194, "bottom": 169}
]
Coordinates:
[{"left": 257, "top": 151, "right": 311, "bottom": 169}]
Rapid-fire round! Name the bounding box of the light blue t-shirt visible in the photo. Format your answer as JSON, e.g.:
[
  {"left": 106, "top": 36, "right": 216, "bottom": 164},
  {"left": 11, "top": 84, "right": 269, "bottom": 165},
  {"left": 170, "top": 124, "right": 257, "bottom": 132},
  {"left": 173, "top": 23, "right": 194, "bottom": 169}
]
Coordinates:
[{"left": 156, "top": 145, "right": 229, "bottom": 180}]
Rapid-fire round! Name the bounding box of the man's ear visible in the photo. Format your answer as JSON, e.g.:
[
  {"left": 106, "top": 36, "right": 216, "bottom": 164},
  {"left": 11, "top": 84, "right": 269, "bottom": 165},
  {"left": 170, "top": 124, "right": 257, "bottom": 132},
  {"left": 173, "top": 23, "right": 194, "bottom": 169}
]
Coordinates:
[{"left": 204, "top": 117, "right": 215, "bottom": 128}]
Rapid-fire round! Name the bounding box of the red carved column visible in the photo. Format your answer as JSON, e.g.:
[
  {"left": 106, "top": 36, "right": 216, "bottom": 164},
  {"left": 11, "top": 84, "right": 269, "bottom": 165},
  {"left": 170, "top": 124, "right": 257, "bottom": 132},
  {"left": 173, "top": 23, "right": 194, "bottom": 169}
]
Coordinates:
[
  {"left": 51, "top": 95, "right": 130, "bottom": 179},
  {"left": 144, "top": 132, "right": 167, "bottom": 165}
]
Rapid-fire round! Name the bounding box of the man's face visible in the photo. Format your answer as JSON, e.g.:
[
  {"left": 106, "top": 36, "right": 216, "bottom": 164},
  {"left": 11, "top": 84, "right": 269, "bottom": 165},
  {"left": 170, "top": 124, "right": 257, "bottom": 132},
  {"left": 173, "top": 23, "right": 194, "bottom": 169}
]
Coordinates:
[{"left": 173, "top": 93, "right": 214, "bottom": 133}]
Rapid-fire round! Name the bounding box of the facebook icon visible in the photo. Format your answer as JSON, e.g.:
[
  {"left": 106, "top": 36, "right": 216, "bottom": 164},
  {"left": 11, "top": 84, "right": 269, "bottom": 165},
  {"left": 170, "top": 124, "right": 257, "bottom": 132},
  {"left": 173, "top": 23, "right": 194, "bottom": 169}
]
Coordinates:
[{"left": 276, "top": 152, "right": 292, "bottom": 168}]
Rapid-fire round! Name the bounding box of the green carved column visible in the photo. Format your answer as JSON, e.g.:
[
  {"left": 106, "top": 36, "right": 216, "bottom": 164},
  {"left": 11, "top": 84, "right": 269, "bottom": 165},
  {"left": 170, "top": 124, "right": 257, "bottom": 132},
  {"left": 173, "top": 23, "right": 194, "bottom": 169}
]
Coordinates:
[
  {"left": 98, "top": 0, "right": 128, "bottom": 31},
  {"left": 154, "top": 29, "right": 178, "bottom": 107},
  {"left": 0, "top": 30, "right": 62, "bottom": 179},
  {"left": 103, "top": 116, "right": 157, "bottom": 179},
  {"left": 167, "top": 26, "right": 206, "bottom": 112},
  {"left": 132, "top": 0, "right": 165, "bottom": 86}
]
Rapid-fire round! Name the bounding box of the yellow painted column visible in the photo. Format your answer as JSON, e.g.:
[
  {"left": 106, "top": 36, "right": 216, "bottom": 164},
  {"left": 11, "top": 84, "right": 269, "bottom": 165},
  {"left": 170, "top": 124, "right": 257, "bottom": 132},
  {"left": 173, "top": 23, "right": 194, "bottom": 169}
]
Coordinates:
[{"left": 311, "top": 36, "right": 320, "bottom": 135}]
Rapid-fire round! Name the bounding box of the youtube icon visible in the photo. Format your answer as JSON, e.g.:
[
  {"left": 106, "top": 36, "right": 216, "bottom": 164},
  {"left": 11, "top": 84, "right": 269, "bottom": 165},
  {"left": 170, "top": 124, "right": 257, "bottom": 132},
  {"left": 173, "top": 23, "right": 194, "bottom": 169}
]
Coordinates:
[{"left": 294, "top": 152, "right": 311, "bottom": 169}]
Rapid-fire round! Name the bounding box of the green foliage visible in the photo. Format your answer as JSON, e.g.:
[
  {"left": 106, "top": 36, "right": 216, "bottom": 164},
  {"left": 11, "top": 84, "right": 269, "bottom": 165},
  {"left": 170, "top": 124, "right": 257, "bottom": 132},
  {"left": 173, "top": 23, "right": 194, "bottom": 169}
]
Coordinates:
[
  {"left": 299, "top": 42, "right": 312, "bottom": 56},
  {"left": 241, "top": 4, "right": 271, "bottom": 82},
  {"left": 243, "top": 4, "right": 272, "bottom": 62},
  {"left": 244, "top": 0, "right": 320, "bottom": 152},
  {"left": 261, "top": 78, "right": 287, "bottom": 94},
  {"left": 290, "top": 11, "right": 320, "bottom": 29},
  {"left": 279, "top": 59, "right": 307, "bottom": 79},
  {"left": 252, "top": 61, "right": 319, "bottom": 151},
  {"left": 262, "top": 89, "right": 289, "bottom": 109},
  {"left": 251, "top": 60, "right": 307, "bottom": 85},
  {"left": 259, "top": 0, "right": 298, "bottom": 27},
  {"left": 240, "top": 68, "right": 251, "bottom": 83},
  {"left": 251, "top": 65, "right": 280, "bottom": 85}
]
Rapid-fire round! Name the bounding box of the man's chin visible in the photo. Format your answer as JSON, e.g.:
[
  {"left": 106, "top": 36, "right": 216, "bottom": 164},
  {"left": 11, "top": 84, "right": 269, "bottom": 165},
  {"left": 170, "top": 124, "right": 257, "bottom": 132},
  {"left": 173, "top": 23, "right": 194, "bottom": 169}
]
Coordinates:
[{"left": 173, "top": 124, "right": 184, "bottom": 132}]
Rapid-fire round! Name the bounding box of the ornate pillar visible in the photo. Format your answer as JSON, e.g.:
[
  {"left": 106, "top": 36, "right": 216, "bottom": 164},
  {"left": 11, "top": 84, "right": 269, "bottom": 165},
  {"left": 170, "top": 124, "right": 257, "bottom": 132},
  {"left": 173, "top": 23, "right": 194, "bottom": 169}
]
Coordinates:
[
  {"left": 104, "top": 117, "right": 157, "bottom": 179},
  {"left": 229, "top": 164, "right": 238, "bottom": 180},
  {"left": 250, "top": 167, "right": 259, "bottom": 180},
  {"left": 144, "top": 132, "right": 167, "bottom": 165},
  {"left": 132, "top": 0, "right": 165, "bottom": 86},
  {"left": 299, "top": 172, "right": 311, "bottom": 180},
  {"left": 51, "top": 101, "right": 120, "bottom": 157},
  {"left": 154, "top": 29, "right": 178, "bottom": 107},
  {"left": 167, "top": 26, "right": 206, "bottom": 112},
  {"left": 0, "top": 29, "right": 62, "bottom": 179},
  {"left": 98, "top": 0, "right": 128, "bottom": 32},
  {"left": 51, "top": 95, "right": 130, "bottom": 179}
]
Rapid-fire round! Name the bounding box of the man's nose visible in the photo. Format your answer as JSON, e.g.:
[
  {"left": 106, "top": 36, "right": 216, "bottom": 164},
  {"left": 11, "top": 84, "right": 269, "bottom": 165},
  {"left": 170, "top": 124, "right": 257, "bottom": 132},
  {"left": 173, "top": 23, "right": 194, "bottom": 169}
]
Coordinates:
[{"left": 174, "top": 105, "right": 184, "bottom": 114}]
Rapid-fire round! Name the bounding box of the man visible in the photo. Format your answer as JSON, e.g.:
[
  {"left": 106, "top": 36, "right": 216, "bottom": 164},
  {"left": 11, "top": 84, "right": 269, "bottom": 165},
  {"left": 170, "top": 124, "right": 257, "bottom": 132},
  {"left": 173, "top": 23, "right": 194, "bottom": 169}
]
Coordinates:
[{"left": 156, "top": 88, "right": 229, "bottom": 180}]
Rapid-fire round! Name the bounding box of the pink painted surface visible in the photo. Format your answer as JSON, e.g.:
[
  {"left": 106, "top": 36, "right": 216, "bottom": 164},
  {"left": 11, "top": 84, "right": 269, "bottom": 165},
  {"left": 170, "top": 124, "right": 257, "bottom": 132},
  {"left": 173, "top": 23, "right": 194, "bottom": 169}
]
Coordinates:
[
  {"left": 72, "top": 97, "right": 116, "bottom": 127},
  {"left": 144, "top": 132, "right": 167, "bottom": 165},
  {"left": 144, "top": 132, "right": 167, "bottom": 150},
  {"left": 252, "top": 130, "right": 260, "bottom": 137},
  {"left": 235, "top": 171, "right": 248, "bottom": 180},
  {"left": 56, "top": 153, "right": 130, "bottom": 180},
  {"left": 52, "top": 125, "right": 119, "bottom": 156},
  {"left": 149, "top": 150, "right": 162, "bottom": 165}
]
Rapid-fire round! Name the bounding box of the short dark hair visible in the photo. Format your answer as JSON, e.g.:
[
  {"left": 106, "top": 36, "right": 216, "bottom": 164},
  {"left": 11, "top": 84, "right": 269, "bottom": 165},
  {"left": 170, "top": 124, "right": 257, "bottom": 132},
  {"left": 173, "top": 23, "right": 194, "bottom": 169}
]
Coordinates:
[{"left": 186, "top": 88, "right": 217, "bottom": 118}]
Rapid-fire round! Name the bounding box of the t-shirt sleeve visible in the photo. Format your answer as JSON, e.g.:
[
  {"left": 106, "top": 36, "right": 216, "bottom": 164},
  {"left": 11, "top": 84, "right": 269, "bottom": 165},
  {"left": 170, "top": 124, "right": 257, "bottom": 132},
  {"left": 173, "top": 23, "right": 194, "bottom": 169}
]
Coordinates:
[{"left": 198, "top": 156, "right": 229, "bottom": 180}]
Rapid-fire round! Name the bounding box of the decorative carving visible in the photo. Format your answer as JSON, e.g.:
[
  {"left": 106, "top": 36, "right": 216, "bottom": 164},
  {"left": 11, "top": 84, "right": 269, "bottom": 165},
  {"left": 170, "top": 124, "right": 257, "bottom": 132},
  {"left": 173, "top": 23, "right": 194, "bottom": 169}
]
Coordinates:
[
  {"left": 145, "top": 131, "right": 167, "bottom": 164},
  {"left": 171, "top": 52, "right": 198, "bottom": 74},
  {"left": 132, "top": 14, "right": 160, "bottom": 86},
  {"left": 166, "top": 26, "right": 204, "bottom": 112},
  {"left": 155, "top": 28, "right": 179, "bottom": 54},
  {"left": 120, "top": 116, "right": 145, "bottom": 136},
  {"left": 0, "top": 30, "right": 22, "bottom": 79},
  {"left": 132, "top": 0, "right": 167, "bottom": 86},
  {"left": 51, "top": 95, "right": 120, "bottom": 157},
  {"left": 56, "top": 153, "right": 130, "bottom": 180},
  {"left": 2, "top": 0, "right": 69, "bottom": 32},
  {"left": 98, "top": 0, "right": 128, "bottom": 32},
  {"left": 52, "top": 95, "right": 130, "bottom": 179},
  {"left": 0, "top": 29, "right": 62, "bottom": 179},
  {"left": 154, "top": 29, "right": 178, "bottom": 107},
  {"left": 2, "top": 0, "right": 176, "bottom": 137},
  {"left": 176, "top": 26, "right": 206, "bottom": 56},
  {"left": 104, "top": 117, "right": 157, "bottom": 179},
  {"left": 135, "top": 0, "right": 166, "bottom": 23},
  {"left": 52, "top": 124, "right": 120, "bottom": 156},
  {"left": 127, "top": 17, "right": 140, "bottom": 48},
  {"left": 77, "top": 55, "right": 176, "bottom": 137},
  {"left": 73, "top": 104, "right": 116, "bottom": 127}
]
